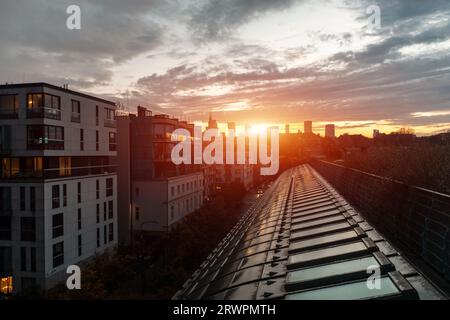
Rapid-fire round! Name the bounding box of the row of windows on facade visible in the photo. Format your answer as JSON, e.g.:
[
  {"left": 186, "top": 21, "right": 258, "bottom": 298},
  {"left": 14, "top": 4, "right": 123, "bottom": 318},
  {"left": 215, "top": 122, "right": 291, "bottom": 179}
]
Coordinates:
[
  {"left": 52, "top": 222, "right": 114, "bottom": 269},
  {"left": 51, "top": 178, "right": 113, "bottom": 209},
  {"left": 23, "top": 125, "right": 117, "bottom": 151},
  {"left": 167, "top": 180, "right": 204, "bottom": 198},
  {"left": 0, "top": 93, "right": 115, "bottom": 127},
  {"left": 134, "top": 194, "right": 202, "bottom": 222},
  {"left": 0, "top": 156, "right": 116, "bottom": 179}
]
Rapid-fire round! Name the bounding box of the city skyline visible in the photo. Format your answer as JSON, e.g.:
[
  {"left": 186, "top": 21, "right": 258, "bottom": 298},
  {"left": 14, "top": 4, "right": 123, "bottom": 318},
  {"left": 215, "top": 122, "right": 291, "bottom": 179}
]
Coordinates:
[{"left": 1, "top": 1, "right": 450, "bottom": 136}]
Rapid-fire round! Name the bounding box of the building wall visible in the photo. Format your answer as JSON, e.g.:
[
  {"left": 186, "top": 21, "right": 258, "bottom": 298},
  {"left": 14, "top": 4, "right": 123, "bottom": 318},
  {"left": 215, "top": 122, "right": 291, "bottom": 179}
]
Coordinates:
[
  {"left": 132, "top": 172, "right": 204, "bottom": 233},
  {"left": 0, "top": 83, "right": 117, "bottom": 293}
]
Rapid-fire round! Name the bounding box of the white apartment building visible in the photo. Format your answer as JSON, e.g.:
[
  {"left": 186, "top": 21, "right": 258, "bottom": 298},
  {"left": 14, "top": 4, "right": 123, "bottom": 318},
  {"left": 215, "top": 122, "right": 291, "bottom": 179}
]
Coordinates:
[
  {"left": 0, "top": 83, "right": 117, "bottom": 294},
  {"left": 132, "top": 172, "right": 204, "bottom": 233}
]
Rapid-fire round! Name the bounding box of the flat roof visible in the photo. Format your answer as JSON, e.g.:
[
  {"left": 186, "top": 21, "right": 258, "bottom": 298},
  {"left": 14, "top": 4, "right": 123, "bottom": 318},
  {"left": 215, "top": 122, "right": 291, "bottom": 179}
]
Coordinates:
[{"left": 0, "top": 82, "right": 116, "bottom": 106}]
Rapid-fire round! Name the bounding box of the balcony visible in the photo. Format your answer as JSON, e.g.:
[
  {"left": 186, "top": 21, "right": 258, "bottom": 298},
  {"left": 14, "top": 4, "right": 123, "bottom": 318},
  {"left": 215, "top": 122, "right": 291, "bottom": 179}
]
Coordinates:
[
  {"left": 104, "top": 118, "right": 116, "bottom": 128},
  {"left": 0, "top": 111, "right": 18, "bottom": 119},
  {"left": 27, "top": 138, "right": 64, "bottom": 150},
  {"left": 71, "top": 112, "right": 81, "bottom": 123},
  {"left": 27, "top": 107, "right": 61, "bottom": 120}
]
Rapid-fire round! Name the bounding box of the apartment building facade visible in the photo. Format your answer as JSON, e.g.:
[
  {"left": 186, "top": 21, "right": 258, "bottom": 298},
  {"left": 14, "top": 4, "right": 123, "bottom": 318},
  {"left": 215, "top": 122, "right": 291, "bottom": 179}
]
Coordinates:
[
  {"left": 117, "top": 106, "right": 204, "bottom": 243},
  {"left": 0, "top": 83, "right": 117, "bottom": 294}
]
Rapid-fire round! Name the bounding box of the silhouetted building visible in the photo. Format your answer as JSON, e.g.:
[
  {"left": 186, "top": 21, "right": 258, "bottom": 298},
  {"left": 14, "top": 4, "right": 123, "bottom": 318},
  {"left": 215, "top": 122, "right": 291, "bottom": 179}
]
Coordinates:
[
  {"left": 325, "top": 124, "right": 335, "bottom": 138},
  {"left": 207, "top": 113, "right": 218, "bottom": 129},
  {"left": 304, "top": 121, "right": 312, "bottom": 135}
]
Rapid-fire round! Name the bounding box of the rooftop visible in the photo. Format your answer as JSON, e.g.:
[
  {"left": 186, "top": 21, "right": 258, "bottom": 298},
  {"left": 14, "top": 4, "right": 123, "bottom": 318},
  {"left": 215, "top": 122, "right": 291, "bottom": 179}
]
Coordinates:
[
  {"left": 173, "top": 164, "right": 447, "bottom": 300},
  {"left": 0, "top": 82, "right": 116, "bottom": 106}
]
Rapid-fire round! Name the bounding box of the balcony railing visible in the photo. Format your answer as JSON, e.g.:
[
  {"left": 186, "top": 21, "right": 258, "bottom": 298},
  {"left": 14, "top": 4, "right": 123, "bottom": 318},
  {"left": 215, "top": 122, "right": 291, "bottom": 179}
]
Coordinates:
[
  {"left": 104, "top": 118, "right": 116, "bottom": 128},
  {"left": 27, "top": 107, "right": 61, "bottom": 120},
  {"left": 27, "top": 139, "right": 64, "bottom": 150},
  {"left": 71, "top": 113, "right": 81, "bottom": 123},
  {"left": 0, "top": 111, "right": 18, "bottom": 119}
]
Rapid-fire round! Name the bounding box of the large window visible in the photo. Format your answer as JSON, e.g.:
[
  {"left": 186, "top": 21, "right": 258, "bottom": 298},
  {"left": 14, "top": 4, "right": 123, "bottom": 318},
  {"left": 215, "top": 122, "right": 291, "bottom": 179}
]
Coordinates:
[
  {"left": 1, "top": 157, "right": 43, "bottom": 178},
  {"left": 0, "top": 247, "right": 12, "bottom": 274},
  {"left": 52, "top": 213, "right": 63, "bottom": 238},
  {"left": 0, "top": 94, "right": 18, "bottom": 118},
  {"left": 104, "top": 108, "right": 116, "bottom": 128},
  {"left": 106, "top": 178, "right": 113, "bottom": 197},
  {"left": 27, "top": 93, "right": 60, "bottom": 120},
  {"left": 71, "top": 100, "right": 81, "bottom": 123},
  {"left": 52, "top": 242, "right": 64, "bottom": 268},
  {"left": 0, "top": 217, "right": 11, "bottom": 240},
  {"left": 27, "top": 125, "right": 64, "bottom": 150},
  {"left": 109, "top": 132, "right": 116, "bottom": 151},
  {"left": 52, "top": 185, "right": 59, "bottom": 209},
  {"left": 0, "top": 186, "right": 12, "bottom": 213},
  {"left": 0, "top": 126, "right": 11, "bottom": 152},
  {"left": 20, "top": 217, "right": 36, "bottom": 241}
]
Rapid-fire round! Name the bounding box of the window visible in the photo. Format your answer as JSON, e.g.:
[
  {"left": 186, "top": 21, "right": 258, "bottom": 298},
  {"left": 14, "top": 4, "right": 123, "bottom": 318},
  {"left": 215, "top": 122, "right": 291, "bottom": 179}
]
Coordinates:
[
  {"left": 77, "top": 208, "right": 82, "bottom": 230},
  {"left": 95, "top": 105, "right": 99, "bottom": 126},
  {"left": 52, "top": 213, "right": 64, "bottom": 238},
  {"left": 105, "top": 108, "right": 116, "bottom": 127},
  {"left": 96, "top": 130, "right": 99, "bottom": 151},
  {"left": 177, "top": 185, "right": 180, "bottom": 194},
  {"left": 30, "top": 187, "right": 36, "bottom": 212},
  {"left": 103, "top": 225, "right": 107, "bottom": 244},
  {"left": 78, "top": 235, "right": 82, "bottom": 257},
  {"left": 20, "top": 217, "right": 36, "bottom": 241},
  {"left": 77, "top": 182, "right": 81, "bottom": 203},
  {"left": 27, "top": 125, "right": 64, "bottom": 150},
  {"left": 106, "top": 178, "right": 113, "bottom": 197},
  {"left": 52, "top": 185, "right": 59, "bottom": 209},
  {"left": 62, "top": 184, "right": 67, "bottom": 207},
  {"left": 96, "top": 228, "right": 100, "bottom": 248},
  {"left": 71, "top": 100, "right": 81, "bottom": 123},
  {"left": 0, "top": 276, "right": 13, "bottom": 295},
  {"left": 59, "top": 157, "right": 71, "bottom": 177},
  {"left": 0, "top": 94, "right": 18, "bottom": 118},
  {"left": 108, "top": 200, "right": 113, "bottom": 219},
  {"left": 171, "top": 186, "right": 175, "bottom": 197},
  {"left": 96, "top": 180, "right": 100, "bottom": 199},
  {"left": 135, "top": 207, "right": 140, "bottom": 221},
  {"left": 109, "top": 132, "right": 116, "bottom": 151},
  {"left": 170, "top": 206, "right": 174, "bottom": 220},
  {"left": 182, "top": 184, "right": 185, "bottom": 193},
  {"left": 27, "top": 93, "right": 60, "bottom": 120},
  {"left": 103, "top": 202, "right": 107, "bottom": 221},
  {"left": 80, "top": 129, "right": 84, "bottom": 151},
  {"left": 108, "top": 223, "right": 114, "bottom": 242},
  {"left": 0, "top": 125, "right": 11, "bottom": 152},
  {"left": 20, "top": 186, "right": 26, "bottom": 211},
  {"left": 0, "top": 217, "right": 11, "bottom": 240},
  {"left": 52, "top": 242, "right": 64, "bottom": 268},
  {"left": 21, "top": 247, "right": 27, "bottom": 271},
  {"left": 30, "top": 248, "right": 36, "bottom": 272},
  {"left": 0, "top": 247, "right": 12, "bottom": 274}
]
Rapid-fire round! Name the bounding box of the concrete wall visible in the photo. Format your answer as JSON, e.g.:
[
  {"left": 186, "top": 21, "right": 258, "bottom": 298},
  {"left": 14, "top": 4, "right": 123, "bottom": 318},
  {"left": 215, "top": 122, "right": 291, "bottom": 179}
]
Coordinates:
[{"left": 311, "top": 160, "right": 450, "bottom": 283}]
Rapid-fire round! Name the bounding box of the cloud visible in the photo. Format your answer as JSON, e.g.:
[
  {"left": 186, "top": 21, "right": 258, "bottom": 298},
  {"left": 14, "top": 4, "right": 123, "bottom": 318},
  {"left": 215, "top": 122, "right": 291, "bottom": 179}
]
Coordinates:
[{"left": 188, "top": 0, "right": 298, "bottom": 41}]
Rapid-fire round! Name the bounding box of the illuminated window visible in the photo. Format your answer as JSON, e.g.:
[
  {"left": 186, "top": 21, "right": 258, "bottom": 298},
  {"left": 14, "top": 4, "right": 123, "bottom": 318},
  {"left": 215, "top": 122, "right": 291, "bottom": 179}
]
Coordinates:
[{"left": 0, "top": 276, "right": 13, "bottom": 294}]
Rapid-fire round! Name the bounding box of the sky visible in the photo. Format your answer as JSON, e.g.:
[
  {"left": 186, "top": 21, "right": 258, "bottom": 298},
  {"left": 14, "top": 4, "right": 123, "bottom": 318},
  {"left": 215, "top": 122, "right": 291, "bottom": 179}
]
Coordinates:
[{"left": 1, "top": 0, "right": 450, "bottom": 136}]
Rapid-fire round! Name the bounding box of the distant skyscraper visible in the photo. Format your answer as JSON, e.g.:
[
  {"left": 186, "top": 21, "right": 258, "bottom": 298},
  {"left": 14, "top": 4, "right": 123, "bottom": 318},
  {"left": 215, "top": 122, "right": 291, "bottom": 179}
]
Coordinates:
[
  {"left": 373, "top": 129, "right": 380, "bottom": 138},
  {"left": 304, "top": 121, "right": 312, "bottom": 134},
  {"left": 325, "top": 124, "right": 335, "bottom": 138},
  {"left": 207, "top": 113, "right": 218, "bottom": 129},
  {"left": 285, "top": 124, "right": 290, "bottom": 134}
]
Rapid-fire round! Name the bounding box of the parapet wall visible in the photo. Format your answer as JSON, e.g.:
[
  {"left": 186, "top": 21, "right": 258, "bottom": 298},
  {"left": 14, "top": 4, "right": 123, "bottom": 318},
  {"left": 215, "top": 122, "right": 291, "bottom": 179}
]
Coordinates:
[{"left": 311, "top": 160, "right": 450, "bottom": 283}]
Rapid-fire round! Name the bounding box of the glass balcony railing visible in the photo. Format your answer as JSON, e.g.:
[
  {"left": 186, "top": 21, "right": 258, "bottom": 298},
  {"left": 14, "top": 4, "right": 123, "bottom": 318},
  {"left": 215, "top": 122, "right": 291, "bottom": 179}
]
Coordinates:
[
  {"left": 27, "top": 138, "right": 64, "bottom": 150},
  {"left": 27, "top": 107, "right": 61, "bottom": 120},
  {"left": 104, "top": 118, "right": 116, "bottom": 128}
]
